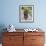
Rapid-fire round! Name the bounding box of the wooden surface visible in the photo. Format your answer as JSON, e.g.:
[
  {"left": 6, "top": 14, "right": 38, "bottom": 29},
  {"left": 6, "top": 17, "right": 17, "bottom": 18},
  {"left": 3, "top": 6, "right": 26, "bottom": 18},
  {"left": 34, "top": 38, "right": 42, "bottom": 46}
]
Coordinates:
[
  {"left": 24, "top": 32, "right": 45, "bottom": 46},
  {"left": 3, "top": 32, "right": 24, "bottom": 46},
  {"left": 2, "top": 31, "right": 45, "bottom": 46}
]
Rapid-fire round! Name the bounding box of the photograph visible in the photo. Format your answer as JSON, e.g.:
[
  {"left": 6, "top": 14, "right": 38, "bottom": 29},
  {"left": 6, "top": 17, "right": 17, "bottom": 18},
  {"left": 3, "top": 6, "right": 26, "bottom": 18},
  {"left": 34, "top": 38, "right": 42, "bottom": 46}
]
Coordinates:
[{"left": 19, "top": 5, "right": 34, "bottom": 23}]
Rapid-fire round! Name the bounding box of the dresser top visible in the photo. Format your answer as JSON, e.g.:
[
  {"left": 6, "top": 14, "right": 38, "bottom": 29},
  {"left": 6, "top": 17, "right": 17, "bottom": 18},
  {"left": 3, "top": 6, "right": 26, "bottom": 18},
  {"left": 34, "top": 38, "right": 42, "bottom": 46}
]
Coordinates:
[
  {"left": 3, "top": 29, "right": 44, "bottom": 33},
  {"left": 14, "top": 29, "right": 44, "bottom": 32}
]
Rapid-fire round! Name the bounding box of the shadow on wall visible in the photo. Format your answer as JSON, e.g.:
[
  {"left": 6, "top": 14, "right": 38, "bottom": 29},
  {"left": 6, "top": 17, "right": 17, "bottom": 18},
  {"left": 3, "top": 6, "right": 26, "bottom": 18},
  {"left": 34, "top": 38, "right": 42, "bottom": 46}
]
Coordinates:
[{"left": 0, "top": 24, "right": 7, "bottom": 43}]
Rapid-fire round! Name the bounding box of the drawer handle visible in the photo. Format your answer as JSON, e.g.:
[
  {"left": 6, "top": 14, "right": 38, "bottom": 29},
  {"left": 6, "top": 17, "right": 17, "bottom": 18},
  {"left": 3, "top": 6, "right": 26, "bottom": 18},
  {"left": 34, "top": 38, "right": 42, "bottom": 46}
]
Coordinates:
[
  {"left": 32, "top": 39, "right": 36, "bottom": 40},
  {"left": 9, "top": 38, "right": 13, "bottom": 40},
  {"left": 9, "top": 38, "right": 12, "bottom": 40}
]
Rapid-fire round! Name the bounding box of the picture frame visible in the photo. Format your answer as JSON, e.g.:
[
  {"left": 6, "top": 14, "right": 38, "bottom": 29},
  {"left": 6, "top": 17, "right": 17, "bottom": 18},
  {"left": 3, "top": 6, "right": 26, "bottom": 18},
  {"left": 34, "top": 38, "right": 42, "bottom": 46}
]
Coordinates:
[{"left": 19, "top": 5, "right": 34, "bottom": 23}]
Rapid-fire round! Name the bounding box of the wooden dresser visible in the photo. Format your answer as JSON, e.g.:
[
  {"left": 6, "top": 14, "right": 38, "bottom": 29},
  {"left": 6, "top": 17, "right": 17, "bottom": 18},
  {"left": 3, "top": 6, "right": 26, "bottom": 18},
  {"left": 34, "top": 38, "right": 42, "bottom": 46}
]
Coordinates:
[{"left": 2, "top": 32, "right": 45, "bottom": 46}]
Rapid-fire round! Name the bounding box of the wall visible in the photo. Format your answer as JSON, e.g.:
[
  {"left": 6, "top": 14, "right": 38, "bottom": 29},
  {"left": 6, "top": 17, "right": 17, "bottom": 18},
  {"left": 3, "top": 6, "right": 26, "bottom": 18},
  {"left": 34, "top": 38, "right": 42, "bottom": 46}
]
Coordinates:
[
  {"left": 0, "top": 0, "right": 39, "bottom": 29},
  {"left": 0, "top": 0, "right": 46, "bottom": 30}
]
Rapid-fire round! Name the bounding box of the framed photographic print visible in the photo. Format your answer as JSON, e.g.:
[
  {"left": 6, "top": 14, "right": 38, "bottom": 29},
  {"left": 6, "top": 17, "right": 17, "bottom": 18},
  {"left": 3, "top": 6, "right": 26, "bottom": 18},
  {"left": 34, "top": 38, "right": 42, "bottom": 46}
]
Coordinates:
[{"left": 19, "top": 5, "right": 34, "bottom": 23}]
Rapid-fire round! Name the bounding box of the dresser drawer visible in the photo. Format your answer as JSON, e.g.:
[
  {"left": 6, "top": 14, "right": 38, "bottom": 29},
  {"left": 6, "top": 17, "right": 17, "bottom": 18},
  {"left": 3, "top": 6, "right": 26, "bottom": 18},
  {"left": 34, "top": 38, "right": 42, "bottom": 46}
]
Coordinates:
[
  {"left": 3, "top": 44, "right": 15, "bottom": 46},
  {"left": 3, "top": 36, "right": 23, "bottom": 46},
  {"left": 31, "top": 44, "right": 44, "bottom": 46},
  {"left": 32, "top": 36, "right": 45, "bottom": 44},
  {"left": 24, "top": 32, "right": 44, "bottom": 36},
  {"left": 3, "top": 32, "right": 23, "bottom": 36},
  {"left": 3, "top": 35, "right": 23, "bottom": 44},
  {"left": 3, "top": 42, "right": 23, "bottom": 46}
]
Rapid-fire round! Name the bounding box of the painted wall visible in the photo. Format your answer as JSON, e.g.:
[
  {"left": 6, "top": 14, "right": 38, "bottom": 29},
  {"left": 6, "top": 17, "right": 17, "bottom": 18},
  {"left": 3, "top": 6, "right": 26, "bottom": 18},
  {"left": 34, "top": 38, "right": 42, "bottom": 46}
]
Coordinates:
[{"left": 0, "top": 0, "right": 46, "bottom": 30}]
